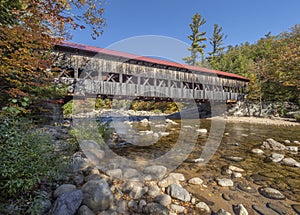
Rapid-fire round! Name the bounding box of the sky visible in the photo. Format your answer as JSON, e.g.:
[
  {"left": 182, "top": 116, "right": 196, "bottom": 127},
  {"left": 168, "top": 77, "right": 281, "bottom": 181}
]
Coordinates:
[{"left": 70, "top": 0, "right": 300, "bottom": 62}]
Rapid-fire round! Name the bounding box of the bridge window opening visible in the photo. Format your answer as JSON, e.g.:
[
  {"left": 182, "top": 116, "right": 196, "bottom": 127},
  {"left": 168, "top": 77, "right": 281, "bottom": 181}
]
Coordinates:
[
  {"left": 79, "top": 69, "right": 99, "bottom": 80},
  {"left": 141, "top": 77, "right": 154, "bottom": 86},
  {"left": 157, "top": 79, "right": 167, "bottom": 87},
  {"left": 124, "top": 75, "right": 138, "bottom": 84},
  {"left": 104, "top": 73, "right": 119, "bottom": 82},
  {"left": 194, "top": 83, "right": 203, "bottom": 90},
  {"left": 170, "top": 80, "right": 180, "bottom": 88},
  {"left": 183, "top": 82, "right": 192, "bottom": 89}
]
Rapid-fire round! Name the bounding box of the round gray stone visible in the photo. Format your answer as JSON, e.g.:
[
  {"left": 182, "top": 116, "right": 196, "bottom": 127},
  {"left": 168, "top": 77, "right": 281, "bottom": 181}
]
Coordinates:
[
  {"left": 53, "top": 184, "right": 77, "bottom": 199},
  {"left": 82, "top": 179, "right": 113, "bottom": 211},
  {"left": 216, "top": 178, "right": 234, "bottom": 187},
  {"left": 154, "top": 194, "right": 172, "bottom": 207},
  {"left": 188, "top": 177, "right": 203, "bottom": 185},
  {"left": 143, "top": 165, "right": 167, "bottom": 179},
  {"left": 50, "top": 190, "right": 83, "bottom": 215},
  {"left": 142, "top": 203, "right": 169, "bottom": 215},
  {"left": 195, "top": 202, "right": 211, "bottom": 213},
  {"left": 166, "top": 184, "right": 191, "bottom": 202}
]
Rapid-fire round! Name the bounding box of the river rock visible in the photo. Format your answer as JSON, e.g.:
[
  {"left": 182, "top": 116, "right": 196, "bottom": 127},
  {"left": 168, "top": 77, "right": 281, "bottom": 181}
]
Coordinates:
[
  {"left": 123, "top": 168, "right": 141, "bottom": 179},
  {"left": 140, "top": 118, "right": 150, "bottom": 125},
  {"left": 266, "top": 202, "right": 287, "bottom": 215},
  {"left": 158, "top": 173, "right": 184, "bottom": 188},
  {"left": 143, "top": 165, "right": 167, "bottom": 179},
  {"left": 215, "top": 209, "right": 232, "bottom": 215},
  {"left": 252, "top": 205, "right": 279, "bottom": 215},
  {"left": 168, "top": 173, "right": 185, "bottom": 181},
  {"left": 106, "top": 169, "right": 122, "bottom": 178},
  {"left": 170, "top": 204, "right": 185, "bottom": 213},
  {"left": 258, "top": 187, "right": 285, "bottom": 200},
  {"left": 195, "top": 202, "right": 211, "bottom": 213},
  {"left": 129, "top": 184, "right": 148, "bottom": 200},
  {"left": 80, "top": 140, "right": 105, "bottom": 165},
  {"left": 188, "top": 177, "right": 203, "bottom": 185},
  {"left": 232, "top": 172, "right": 242, "bottom": 178},
  {"left": 282, "top": 157, "right": 299, "bottom": 167},
  {"left": 222, "top": 193, "right": 234, "bottom": 201},
  {"left": 252, "top": 148, "right": 264, "bottom": 155},
  {"left": 116, "top": 200, "right": 128, "bottom": 214},
  {"left": 128, "top": 200, "right": 138, "bottom": 211},
  {"left": 261, "top": 138, "right": 285, "bottom": 150},
  {"left": 233, "top": 204, "right": 248, "bottom": 215},
  {"left": 84, "top": 174, "right": 102, "bottom": 182},
  {"left": 142, "top": 203, "right": 169, "bottom": 215},
  {"left": 49, "top": 190, "right": 83, "bottom": 215},
  {"left": 77, "top": 205, "right": 95, "bottom": 215},
  {"left": 216, "top": 178, "right": 234, "bottom": 187},
  {"left": 228, "top": 165, "right": 244, "bottom": 172},
  {"left": 72, "top": 155, "right": 91, "bottom": 172},
  {"left": 270, "top": 153, "right": 285, "bottom": 163},
  {"left": 166, "top": 184, "right": 191, "bottom": 202},
  {"left": 294, "top": 141, "right": 300, "bottom": 145},
  {"left": 196, "top": 129, "right": 208, "bottom": 133},
  {"left": 53, "top": 184, "right": 77, "bottom": 199},
  {"left": 73, "top": 174, "right": 85, "bottom": 186},
  {"left": 285, "top": 146, "right": 298, "bottom": 152},
  {"left": 138, "top": 200, "right": 147, "bottom": 211},
  {"left": 291, "top": 204, "right": 300, "bottom": 214},
  {"left": 122, "top": 181, "right": 143, "bottom": 193},
  {"left": 194, "top": 158, "right": 205, "bottom": 163},
  {"left": 159, "top": 132, "right": 170, "bottom": 137},
  {"left": 165, "top": 119, "right": 178, "bottom": 125},
  {"left": 237, "top": 183, "right": 256, "bottom": 193},
  {"left": 148, "top": 185, "right": 161, "bottom": 198},
  {"left": 82, "top": 179, "right": 113, "bottom": 211},
  {"left": 155, "top": 194, "right": 172, "bottom": 207},
  {"left": 224, "top": 156, "right": 244, "bottom": 162}
]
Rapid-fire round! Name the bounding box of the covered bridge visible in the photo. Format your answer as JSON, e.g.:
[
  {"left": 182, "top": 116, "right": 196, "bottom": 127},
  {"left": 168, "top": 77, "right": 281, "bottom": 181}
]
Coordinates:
[{"left": 55, "top": 42, "right": 249, "bottom": 102}]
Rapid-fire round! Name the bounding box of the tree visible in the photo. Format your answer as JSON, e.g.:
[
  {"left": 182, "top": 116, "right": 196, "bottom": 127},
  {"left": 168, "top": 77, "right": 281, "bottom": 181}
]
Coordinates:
[
  {"left": 183, "top": 13, "right": 207, "bottom": 66},
  {"left": 0, "top": 0, "right": 106, "bottom": 114},
  {"left": 208, "top": 24, "right": 226, "bottom": 67}
]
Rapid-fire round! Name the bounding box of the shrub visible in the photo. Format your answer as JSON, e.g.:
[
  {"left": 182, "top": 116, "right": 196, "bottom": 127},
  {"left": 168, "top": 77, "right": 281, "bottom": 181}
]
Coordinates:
[
  {"left": 0, "top": 117, "right": 67, "bottom": 199},
  {"left": 294, "top": 113, "right": 300, "bottom": 122}
]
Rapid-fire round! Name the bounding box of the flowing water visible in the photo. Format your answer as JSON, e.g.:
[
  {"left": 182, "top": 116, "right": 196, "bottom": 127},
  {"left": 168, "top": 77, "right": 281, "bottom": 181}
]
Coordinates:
[{"left": 109, "top": 118, "right": 300, "bottom": 213}]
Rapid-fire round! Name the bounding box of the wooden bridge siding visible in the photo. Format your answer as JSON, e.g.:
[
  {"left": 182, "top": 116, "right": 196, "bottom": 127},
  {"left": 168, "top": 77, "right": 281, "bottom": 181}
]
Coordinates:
[{"left": 58, "top": 52, "right": 247, "bottom": 101}]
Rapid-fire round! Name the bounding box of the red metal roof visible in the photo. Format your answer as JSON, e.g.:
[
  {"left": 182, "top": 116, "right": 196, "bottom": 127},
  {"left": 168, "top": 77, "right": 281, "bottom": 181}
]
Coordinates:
[{"left": 58, "top": 41, "right": 250, "bottom": 81}]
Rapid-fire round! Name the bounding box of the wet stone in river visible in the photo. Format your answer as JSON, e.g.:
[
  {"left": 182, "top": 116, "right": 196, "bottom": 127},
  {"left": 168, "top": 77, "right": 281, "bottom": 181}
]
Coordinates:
[
  {"left": 258, "top": 187, "right": 286, "bottom": 200},
  {"left": 252, "top": 205, "right": 280, "bottom": 215},
  {"left": 216, "top": 178, "right": 234, "bottom": 187},
  {"left": 270, "top": 153, "right": 285, "bottom": 163},
  {"left": 233, "top": 204, "right": 248, "bottom": 215},
  {"left": 251, "top": 148, "right": 264, "bottom": 155},
  {"left": 237, "top": 183, "right": 256, "bottom": 193},
  {"left": 291, "top": 204, "right": 300, "bottom": 214},
  {"left": 266, "top": 202, "right": 288, "bottom": 215}
]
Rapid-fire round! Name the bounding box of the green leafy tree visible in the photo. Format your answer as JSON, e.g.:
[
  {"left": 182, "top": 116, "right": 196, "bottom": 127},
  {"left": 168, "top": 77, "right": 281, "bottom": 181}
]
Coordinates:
[{"left": 183, "top": 13, "right": 207, "bottom": 65}]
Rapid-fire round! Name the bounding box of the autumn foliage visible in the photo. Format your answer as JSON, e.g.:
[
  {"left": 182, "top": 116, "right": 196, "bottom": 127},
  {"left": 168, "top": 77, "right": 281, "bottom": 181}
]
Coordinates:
[{"left": 0, "top": 0, "right": 106, "bottom": 114}]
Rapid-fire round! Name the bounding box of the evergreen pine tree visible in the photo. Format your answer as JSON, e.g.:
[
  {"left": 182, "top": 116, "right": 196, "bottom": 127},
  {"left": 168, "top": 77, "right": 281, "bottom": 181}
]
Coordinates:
[{"left": 183, "top": 13, "right": 207, "bottom": 65}]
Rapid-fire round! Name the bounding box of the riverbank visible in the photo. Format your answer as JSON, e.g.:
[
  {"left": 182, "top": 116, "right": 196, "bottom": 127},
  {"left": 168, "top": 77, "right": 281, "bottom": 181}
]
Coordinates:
[{"left": 225, "top": 116, "right": 300, "bottom": 126}]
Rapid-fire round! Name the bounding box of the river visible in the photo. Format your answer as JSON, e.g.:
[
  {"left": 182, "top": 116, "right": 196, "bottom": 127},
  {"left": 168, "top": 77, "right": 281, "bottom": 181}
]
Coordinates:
[{"left": 107, "top": 118, "right": 300, "bottom": 214}]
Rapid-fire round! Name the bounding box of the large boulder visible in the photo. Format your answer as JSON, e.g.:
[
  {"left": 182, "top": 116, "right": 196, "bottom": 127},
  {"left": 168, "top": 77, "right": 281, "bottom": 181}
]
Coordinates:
[
  {"left": 49, "top": 190, "right": 83, "bottom": 215},
  {"left": 82, "top": 179, "right": 113, "bottom": 211}
]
